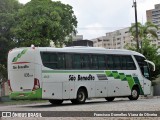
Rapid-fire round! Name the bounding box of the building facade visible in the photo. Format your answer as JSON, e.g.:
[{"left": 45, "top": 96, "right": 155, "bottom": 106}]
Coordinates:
[
  {"left": 146, "top": 4, "right": 160, "bottom": 46},
  {"left": 92, "top": 27, "right": 136, "bottom": 49}
]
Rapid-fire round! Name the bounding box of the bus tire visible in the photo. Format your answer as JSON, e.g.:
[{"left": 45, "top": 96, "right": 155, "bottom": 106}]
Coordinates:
[
  {"left": 128, "top": 87, "right": 139, "bottom": 100},
  {"left": 105, "top": 97, "right": 115, "bottom": 102},
  {"left": 49, "top": 100, "right": 63, "bottom": 105},
  {"left": 74, "top": 88, "right": 87, "bottom": 104}
]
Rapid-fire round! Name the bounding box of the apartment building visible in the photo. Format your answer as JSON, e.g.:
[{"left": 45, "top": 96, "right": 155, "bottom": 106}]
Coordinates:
[
  {"left": 146, "top": 4, "right": 160, "bottom": 46},
  {"left": 92, "top": 36, "right": 111, "bottom": 48},
  {"left": 92, "top": 27, "right": 136, "bottom": 49}
]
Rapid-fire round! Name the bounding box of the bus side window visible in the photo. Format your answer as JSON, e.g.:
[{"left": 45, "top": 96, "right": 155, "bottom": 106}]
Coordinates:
[
  {"left": 65, "top": 54, "right": 72, "bottom": 69},
  {"left": 113, "top": 55, "right": 121, "bottom": 70},
  {"left": 58, "top": 53, "right": 65, "bottom": 69},
  {"left": 98, "top": 55, "right": 106, "bottom": 70},
  {"left": 121, "top": 56, "right": 127, "bottom": 70},
  {"left": 81, "top": 54, "right": 90, "bottom": 69},
  {"left": 41, "top": 52, "right": 49, "bottom": 63},
  {"left": 92, "top": 55, "right": 98, "bottom": 69},
  {"left": 73, "top": 54, "right": 81, "bottom": 69},
  {"left": 49, "top": 53, "right": 58, "bottom": 69},
  {"left": 126, "top": 56, "right": 136, "bottom": 70},
  {"left": 134, "top": 55, "right": 146, "bottom": 76},
  {"left": 106, "top": 55, "right": 114, "bottom": 70},
  {"left": 40, "top": 52, "right": 58, "bottom": 69}
]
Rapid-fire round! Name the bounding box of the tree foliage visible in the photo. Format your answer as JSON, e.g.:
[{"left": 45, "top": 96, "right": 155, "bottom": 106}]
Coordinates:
[
  {"left": 0, "top": 0, "right": 22, "bottom": 66},
  {"left": 0, "top": 0, "right": 22, "bottom": 82},
  {"left": 127, "top": 22, "right": 160, "bottom": 80},
  {"left": 130, "top": 22, "right": 158, "bottom": 40},
  {"left": 12, "top": 0, "right": 77, "bottom": 47}
]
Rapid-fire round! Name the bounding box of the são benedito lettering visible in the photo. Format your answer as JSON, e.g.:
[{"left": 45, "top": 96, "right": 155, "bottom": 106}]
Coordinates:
[{"left": 78, "top": 74, "right": 95, "bottom": 81}]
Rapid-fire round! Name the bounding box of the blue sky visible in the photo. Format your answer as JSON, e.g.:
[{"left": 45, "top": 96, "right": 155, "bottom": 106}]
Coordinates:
[{"left": 19, "top": 0, "right": 160, "bottom": 39}]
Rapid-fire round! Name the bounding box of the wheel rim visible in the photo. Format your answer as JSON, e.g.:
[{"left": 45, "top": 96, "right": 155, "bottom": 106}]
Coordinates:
[
  {"left": 78, "top": 92, "right": 85, "bottom": 101},
  {"left": 132, "top": 89, "right": 138, "bottom": 98}
]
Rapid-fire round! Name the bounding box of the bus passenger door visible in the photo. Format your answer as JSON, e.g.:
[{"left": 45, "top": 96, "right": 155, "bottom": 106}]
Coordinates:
[{"left": 143, "top": 65, "right": 151, "bottom": 95}]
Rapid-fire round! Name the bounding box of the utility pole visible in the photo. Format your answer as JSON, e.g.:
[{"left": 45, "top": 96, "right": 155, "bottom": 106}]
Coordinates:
[{"left": 133, "top": 0, "right": 139, "bottom": 52}]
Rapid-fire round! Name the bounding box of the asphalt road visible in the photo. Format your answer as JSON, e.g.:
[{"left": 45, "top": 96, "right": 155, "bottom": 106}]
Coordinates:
[{"left": 0, "top": 97, "right": 160, "bottom": 120}]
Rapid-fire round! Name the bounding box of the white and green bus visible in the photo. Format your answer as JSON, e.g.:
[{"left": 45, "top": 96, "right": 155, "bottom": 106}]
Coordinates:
[{"left": 8, "top": 46, "right": 155, "bottom": 104}]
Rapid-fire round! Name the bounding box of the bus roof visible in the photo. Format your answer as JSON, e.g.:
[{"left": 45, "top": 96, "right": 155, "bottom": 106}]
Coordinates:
[{"left": 12, "top": 46, "right": 145, "bottom": 58}]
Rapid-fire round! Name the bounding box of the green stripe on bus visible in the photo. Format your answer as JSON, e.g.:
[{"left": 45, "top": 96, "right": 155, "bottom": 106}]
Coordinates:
[
  {"left": 119, "top": 73, "right": 127, "bottom": 81},
  {"left": 133, "top": 77, "right": 144, "bottom": 95},
  {"left": 105, "top": 71, "right": 113, "bottom": 77},
  {"left": 126, "top": 75, "right": 135, "bottom": 89},
  {"left": 105, "top": 70, "right": 144, "bottom": 95},
  {"left": 12, "top": 49, "right": 28, "bottom": 62},
  {"left": 112, "top": 71, "right": 120, "bottom": 79},
  {"left": 21, "top": 49, "right": 27, "bottom": 54},
  {"left": 9, "top": 88, "right": 42, "bottom": 100}
]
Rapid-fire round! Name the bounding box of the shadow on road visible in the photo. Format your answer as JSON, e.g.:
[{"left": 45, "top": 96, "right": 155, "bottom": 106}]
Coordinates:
[{"left": 24, "top": 98, "right": 136, "bottom": 108}]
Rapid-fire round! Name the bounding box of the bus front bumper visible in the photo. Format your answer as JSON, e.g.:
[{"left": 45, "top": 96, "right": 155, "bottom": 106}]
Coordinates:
[{"left": 9, "top": 88, "right": 42, "bottom": 100}]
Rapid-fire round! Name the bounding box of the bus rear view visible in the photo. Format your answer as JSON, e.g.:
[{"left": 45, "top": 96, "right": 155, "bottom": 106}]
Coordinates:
[{"left": 8, "top": 47, "right": 41, "bottom": 100}]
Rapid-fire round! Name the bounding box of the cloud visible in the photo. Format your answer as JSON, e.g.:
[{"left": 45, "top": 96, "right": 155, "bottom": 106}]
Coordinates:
[
  {"left": 18, "top": 0, "right": 160, "bottom": 39},
  {"left": 19, "top": 0, "right": 30, "bottom": 4},
  {"left": 78, "top": 23, "right": 107, "bottom": 39}
]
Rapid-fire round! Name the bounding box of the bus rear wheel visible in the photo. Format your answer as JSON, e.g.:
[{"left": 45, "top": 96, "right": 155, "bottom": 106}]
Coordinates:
[
  {"left": 105, "top": 97, "right": 115, "bottom": 102},
  {"left": 71, "top": 88, "right": 87, "bottom": 104},
  {"left": 128, "top": 87, "right": 139, "bottom": 100},
  {"left": 49, "top": 100, "right": 63, "bottom": 105}
]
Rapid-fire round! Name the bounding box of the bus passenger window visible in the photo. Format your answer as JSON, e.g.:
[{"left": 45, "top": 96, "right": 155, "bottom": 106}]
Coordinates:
[
  {"left": 40, "top": 52, "right": 58, "bottom": 69},
  {"left": 113, "top": 56, "right": 121, "bottom": 70},
  {"left": 98, "top": 55, "right": 106, "bottom": 69},
  {"left": 73, "top": 54, "right": 81, "bottom": 69},
  {"left": 58, "top": 54, "right": 65, "bottom": 69},
  {"left": 92, "top": 55, "right": 98, "bottom": 69},
  {"left": 121, "top": 56, "right": 127, "bottom": 70},
  {"left": 106, "top": 55, "right": 114, "bottom": 70},
  {"left": 65, "top": 54, "right": 72, "bottom": 69},
  {"left": 126, "top": 56, "right": 136, "bottom": 70},
  {"left": 81, "top": 55, "right": 90, "bottom": 69}
]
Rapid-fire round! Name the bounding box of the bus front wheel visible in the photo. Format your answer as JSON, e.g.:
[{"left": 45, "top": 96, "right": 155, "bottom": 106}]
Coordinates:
[
  {"left": 128, "top": 87, "right": 139, "bottom": 100},
  {"left": 49, "top": 100, "right": 63, "bottom": 105}
]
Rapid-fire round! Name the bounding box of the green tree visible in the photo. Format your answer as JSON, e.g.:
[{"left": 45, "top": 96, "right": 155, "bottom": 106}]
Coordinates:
[
  {"left": 0, "top": 0, "right": 22, "bottom": 81},
  {"left": 12, "top": 0, "right": 77, "bottom": 47},
  {"left": 0, "top": 0, "right": 22, "bottom": 65},
  {"left": 127, "top": 22, "right": 160, "bottom": 80},
  {"left": 129, "top": 22, "right": 158, "bottom": 52}
]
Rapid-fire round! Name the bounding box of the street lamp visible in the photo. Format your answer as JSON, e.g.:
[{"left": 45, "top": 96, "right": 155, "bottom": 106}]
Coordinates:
[{"left": 132, "top": 0, "right": 139, "bottom": 52}]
